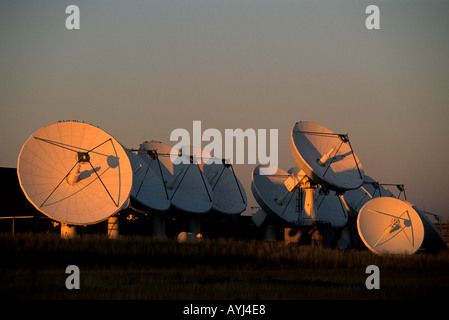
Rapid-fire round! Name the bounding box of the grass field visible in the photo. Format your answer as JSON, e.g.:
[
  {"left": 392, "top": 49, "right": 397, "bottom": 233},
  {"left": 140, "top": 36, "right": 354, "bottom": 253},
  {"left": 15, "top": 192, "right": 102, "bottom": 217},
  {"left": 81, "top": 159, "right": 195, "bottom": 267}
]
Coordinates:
[{"left": 1, "top": 232, "right": 448, "bottom": 300}]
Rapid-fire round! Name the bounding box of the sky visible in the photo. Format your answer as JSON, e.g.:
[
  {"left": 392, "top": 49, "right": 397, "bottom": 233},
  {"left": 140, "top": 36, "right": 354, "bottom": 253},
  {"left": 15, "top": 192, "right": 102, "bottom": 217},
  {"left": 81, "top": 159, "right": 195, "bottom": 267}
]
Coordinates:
[{"left": 1, "top": 0, "right": 448, "bottom": 220}]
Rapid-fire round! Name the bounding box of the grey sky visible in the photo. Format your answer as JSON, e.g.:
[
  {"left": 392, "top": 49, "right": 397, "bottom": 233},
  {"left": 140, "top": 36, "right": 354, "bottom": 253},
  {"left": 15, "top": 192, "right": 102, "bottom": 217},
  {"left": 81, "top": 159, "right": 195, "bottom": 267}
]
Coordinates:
[{"left": 1, "top": 0, "right": 448, "bottom": 219}]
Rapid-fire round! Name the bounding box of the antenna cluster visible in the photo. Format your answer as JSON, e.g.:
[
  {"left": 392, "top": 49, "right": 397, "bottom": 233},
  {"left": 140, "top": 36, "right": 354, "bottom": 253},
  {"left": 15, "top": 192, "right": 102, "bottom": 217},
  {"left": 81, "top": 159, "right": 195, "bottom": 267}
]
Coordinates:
[
  {"left": 250, "top": 121, "right": 447, "bottom": 255},
  {"left": 17, "top": 121, "right": 247, "bottom": 240}
]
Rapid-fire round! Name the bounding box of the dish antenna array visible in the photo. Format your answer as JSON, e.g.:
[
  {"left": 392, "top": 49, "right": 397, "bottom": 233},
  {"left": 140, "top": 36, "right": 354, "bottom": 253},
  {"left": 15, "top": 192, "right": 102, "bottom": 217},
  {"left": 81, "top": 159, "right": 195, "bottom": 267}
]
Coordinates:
[
  {"left": 131, "top": 143, "right": 246, "bottom": 236},
  {"left": 16, "top": 120, "right": 445, "bottom": 253},
  {"left": 131, "top": 142, "right": 246, "bottom": 215},
  {"left": 17, "top": 121, "right": 247, "bottom": 238}
]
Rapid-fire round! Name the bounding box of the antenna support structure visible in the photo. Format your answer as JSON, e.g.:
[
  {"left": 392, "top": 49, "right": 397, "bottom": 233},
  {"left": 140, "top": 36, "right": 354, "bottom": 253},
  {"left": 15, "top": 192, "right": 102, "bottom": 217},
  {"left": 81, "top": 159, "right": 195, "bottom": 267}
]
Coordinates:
[{"left": 275, "top": 169, "right": 318, "bottom": 226}]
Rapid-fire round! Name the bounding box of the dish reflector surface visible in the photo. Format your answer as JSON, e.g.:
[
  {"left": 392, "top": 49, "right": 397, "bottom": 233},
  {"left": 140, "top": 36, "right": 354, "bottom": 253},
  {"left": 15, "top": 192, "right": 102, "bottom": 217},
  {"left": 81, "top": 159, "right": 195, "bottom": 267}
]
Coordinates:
[
  {"left": 17, "top": 121, "right": 133, "bottom": 225},
  {"left": 140, "top": 142, "right": 213, "bottom": 214},
  {"left": 203, "top": 158, "right": 247, "bottom": 215},
  {"left": 291, "top": 121, "right": 364, "bottom": 192},
  {"left": 344, "top": 175, "right": 395, "bottom": 213},
  {"left": 314, "top": 189, "right": 348, "bottom": 227},
  {"left": 251, "top": 165, "right": 300, "bottom": 225},
  {"left": 357, "top": 197, "right": 424, "bottom": 255},
  {"left": 127, "top": 145, "right": 170, "bottom": 211}
]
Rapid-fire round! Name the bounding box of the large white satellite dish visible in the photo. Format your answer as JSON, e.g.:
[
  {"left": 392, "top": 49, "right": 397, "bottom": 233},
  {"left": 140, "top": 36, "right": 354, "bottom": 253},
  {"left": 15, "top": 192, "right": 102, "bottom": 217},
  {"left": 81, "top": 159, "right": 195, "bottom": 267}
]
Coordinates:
[
  {"left": 140, "top": 142, "right": 213, "bottom": 214},
  {"left": 357, "top": 197, "right": 425, "bottom": 255},
  {"left": 17, "top": 121, "right": 133, "bottom": 225},
  {"left": 286, "top": 121, "right": 363, "bottom": 224},
  {"left": 203, "top": 157, "right": 246, "bottom": 215},
  {"left": 257, "top": 121, "right": 364, "bottom": 226},
  {"left": 290, "top": 121, "right": 364, "bottom": 192}
]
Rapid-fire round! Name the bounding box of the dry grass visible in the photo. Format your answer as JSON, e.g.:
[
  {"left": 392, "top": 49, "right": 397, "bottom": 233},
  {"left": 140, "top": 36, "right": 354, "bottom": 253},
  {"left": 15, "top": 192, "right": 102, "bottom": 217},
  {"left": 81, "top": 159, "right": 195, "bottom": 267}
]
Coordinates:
[{"left": 1, "top": 233, "right": 448, "bottom": 300}]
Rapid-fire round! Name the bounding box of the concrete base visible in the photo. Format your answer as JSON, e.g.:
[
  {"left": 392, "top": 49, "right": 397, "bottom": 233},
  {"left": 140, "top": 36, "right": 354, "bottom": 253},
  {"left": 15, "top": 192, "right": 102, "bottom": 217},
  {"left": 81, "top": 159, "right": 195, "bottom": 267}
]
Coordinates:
[
  {"left": 107, "top": 216, "right": 119, "bottom": 239},
  {"left": 61, "top": 223, "right": 76, "bottom": 239}
]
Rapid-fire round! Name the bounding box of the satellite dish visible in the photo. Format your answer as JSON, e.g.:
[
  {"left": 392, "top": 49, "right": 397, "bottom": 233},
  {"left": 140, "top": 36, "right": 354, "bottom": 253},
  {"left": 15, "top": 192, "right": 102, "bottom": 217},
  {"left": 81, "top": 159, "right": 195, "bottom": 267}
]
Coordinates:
[
  {"left": 290, "top": 121, "right": 364, "bottom": 192},
  {"left": 140, "top": 142, "right": 213, "bottom": 214},
  {"left": 203, "top": 157, "right": 247, "bottom": 215},
  {"left": 357, "top": 197, "right": 425, "bottom": 255},
  {"left": 257, "top": 121, "right": 364, "bottom": 226},
  {"left": 267, "top": 121, "right": 364, "bottom": 225},
  {"left": 17, "top": 121, "right": 133, "bottom": 225},
  {"left": 126, "top": 143, "right": 170, "bottom": 212},
  {"left": 251, "top": 165, "right": 301, "bottom": 225}
]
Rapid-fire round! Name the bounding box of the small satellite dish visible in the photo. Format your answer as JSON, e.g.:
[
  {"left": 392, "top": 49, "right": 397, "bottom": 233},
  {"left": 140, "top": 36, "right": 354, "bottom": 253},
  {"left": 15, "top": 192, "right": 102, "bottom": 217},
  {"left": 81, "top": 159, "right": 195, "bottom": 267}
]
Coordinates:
[
  {"left": 140, "top": 142, "right": 213, "bottom": 214},
  {"left": 357, "top": 197, "right": 425, "bottom": 255},
  {"left": 126, "top": 144, "right": 170, "bottom": 212},
  {"left": 203, "top": 157, "right": 247, "bottom": 215},
  {"left": 17, "top": 121, "right": 133, "bottom": 225},
  {"left": 251, "top": 165, "right": 301, "bottom": 225},
  {"left": 290, "top": 121, "right": 364, "bottom": 192}
]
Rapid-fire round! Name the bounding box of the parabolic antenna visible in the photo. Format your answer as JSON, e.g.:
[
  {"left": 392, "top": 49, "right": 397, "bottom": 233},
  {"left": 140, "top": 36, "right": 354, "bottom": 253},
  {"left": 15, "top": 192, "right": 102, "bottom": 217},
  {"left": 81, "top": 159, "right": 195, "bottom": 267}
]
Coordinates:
[
  {"left": 17, "top": 121, "right": 133, "bottom": 225},
  {"left": 140, "top": 142, "right": 213, "bottom": 214},
  {"left": 357, "top": 197, "right": 425, "bottom": 255},
  {"left": 254, "top": 121, "right": 364, "bottom": 227},
  {"left": 126, "top": 145, "right": 170, "bottom": 212},
  {"left": 203, "top": 157, "right": 247, "bottom": 215},
  {"left": 291, "top": 121, "right": 364, "bottom": 192},
  {"left": 251, "top": 165, "right": 301, "bottom": 225}
]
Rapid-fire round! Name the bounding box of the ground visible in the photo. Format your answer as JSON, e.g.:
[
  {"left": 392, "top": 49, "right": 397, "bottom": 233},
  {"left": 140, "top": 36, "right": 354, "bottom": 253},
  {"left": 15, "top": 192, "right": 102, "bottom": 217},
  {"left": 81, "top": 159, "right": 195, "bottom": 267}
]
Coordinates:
[{"left": 1, "top": 233, "right": 448, "bottom": 300}]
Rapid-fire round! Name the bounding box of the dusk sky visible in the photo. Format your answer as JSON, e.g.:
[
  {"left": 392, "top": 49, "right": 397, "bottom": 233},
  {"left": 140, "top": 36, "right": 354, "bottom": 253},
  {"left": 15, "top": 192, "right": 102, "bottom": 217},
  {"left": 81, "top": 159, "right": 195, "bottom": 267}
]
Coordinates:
[{"left": 1, "top": 1, "right": 448, "bottom": 220}]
